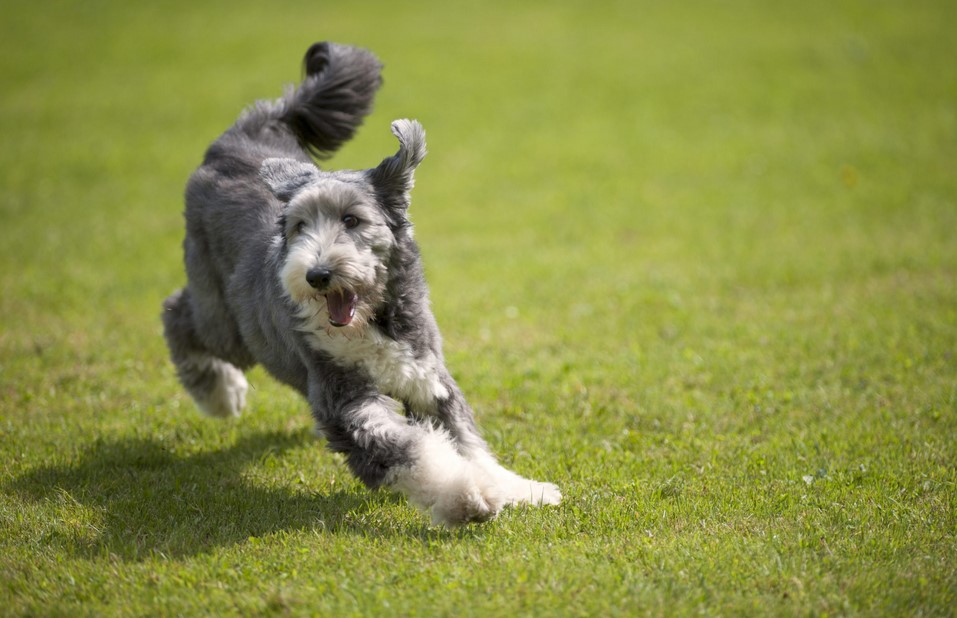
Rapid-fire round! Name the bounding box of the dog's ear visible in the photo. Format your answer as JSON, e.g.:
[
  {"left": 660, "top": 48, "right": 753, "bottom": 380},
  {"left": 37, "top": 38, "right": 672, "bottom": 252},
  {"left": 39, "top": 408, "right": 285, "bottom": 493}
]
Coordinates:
[
  {"left": 260, "top": 158, "right": 319, "bottom": 202},
  {"left": 367, "top": 119, "right": 427, "bottom": 213}
]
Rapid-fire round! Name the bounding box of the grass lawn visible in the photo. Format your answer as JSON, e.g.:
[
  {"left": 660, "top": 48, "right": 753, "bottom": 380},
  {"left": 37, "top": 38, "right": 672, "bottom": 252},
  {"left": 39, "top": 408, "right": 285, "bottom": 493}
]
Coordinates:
[{"left": 2, "top": 0, "right": 955, "bottom": 615}]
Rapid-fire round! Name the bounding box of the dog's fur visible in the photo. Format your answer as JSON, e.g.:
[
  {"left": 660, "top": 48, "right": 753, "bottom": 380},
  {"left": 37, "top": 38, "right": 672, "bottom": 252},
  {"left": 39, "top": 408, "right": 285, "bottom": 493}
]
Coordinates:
[{"left": 162, "top": 42, "right": 560, "bottom": 525}]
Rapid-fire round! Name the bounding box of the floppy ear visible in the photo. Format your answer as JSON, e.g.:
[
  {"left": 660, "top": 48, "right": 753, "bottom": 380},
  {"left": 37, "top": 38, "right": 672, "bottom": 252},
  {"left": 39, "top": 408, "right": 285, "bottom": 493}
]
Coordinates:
[
  {"left": 260, "top": 158, "right": 319, "bottom": 202},
  {"left": 367, "top": 119, "right": 427, "bottom": 213}
]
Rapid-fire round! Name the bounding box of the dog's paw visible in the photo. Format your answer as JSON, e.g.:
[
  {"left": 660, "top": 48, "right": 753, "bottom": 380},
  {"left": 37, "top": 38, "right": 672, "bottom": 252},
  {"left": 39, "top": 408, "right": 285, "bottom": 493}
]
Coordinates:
[
  {"left": 195, "top": 361, "right": 248, "bottom": 418},
  {"left": 429, "top": 481, "right": 502, "bottom": 526},
  {"left": 427, "top": 462, "right": 561, "bottom": 525},
  {"left": 391, "top": 429, "right": 508, "bottom": 526},
  {"left": 471, "top": 454, "right": 562, "bottom": 508},
  {"left": 497, "top": 477, "right": 562, "bottom": 507},
  {"left": 484, "top": 475, "right": 563, "bottom": 507}
]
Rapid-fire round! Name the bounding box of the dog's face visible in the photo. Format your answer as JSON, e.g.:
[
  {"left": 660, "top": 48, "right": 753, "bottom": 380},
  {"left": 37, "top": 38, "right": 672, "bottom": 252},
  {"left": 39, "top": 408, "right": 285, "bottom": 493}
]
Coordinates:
[
  {"left": 261, "top": 119, "right": 426, "bottom": 330},
  {"left": 278, "top": 178, "right": 392, "bottom": 328}
]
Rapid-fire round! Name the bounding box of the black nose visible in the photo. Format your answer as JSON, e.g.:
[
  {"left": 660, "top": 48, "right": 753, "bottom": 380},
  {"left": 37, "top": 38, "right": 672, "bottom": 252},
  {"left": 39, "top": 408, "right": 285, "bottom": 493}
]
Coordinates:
[{"left": 306, "top": 267, "right": 333, "bottom": 290}]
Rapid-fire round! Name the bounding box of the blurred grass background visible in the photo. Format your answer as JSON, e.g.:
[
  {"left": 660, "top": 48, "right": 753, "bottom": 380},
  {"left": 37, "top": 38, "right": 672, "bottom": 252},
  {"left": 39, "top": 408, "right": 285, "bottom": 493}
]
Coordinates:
[{"left": 1, "top": 1, "right": 955, "bottom": 615}]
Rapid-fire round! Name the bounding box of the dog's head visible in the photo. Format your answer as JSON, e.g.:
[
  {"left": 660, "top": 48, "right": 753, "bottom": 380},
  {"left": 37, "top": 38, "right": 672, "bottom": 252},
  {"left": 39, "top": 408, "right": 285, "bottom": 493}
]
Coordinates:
[{"left": 261, "top": 119, "right": 426, "bottom": 329}]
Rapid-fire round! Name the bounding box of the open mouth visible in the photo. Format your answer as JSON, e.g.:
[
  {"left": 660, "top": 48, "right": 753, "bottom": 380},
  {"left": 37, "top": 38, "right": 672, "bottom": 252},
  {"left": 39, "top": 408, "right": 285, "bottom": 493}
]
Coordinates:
[{"left": 325, "top": 289, "right": 358, "bottom": 327}]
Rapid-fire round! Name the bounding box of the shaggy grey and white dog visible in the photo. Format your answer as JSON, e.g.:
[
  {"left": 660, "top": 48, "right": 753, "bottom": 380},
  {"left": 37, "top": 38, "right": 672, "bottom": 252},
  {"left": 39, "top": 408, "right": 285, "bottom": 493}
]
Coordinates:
[{"left": 162, "top": 42, "right": 560, "bottom": 525}]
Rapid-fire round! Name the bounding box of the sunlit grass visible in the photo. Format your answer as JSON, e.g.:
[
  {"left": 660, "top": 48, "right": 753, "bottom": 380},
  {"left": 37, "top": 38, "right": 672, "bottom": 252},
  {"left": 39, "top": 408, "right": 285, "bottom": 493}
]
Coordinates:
[{"left": 2, "top": 1, "right": 955, "bottom": 615}]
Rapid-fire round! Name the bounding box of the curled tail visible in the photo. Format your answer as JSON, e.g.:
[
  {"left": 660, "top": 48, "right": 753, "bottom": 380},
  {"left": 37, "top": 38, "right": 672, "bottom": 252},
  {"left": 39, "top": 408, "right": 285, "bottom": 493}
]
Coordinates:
[
  {"left": 236, "top": 42, "right": 382, "bottom": 159},
  {"left": 280, "top": 42, "right": 383, "bottom": 158}
]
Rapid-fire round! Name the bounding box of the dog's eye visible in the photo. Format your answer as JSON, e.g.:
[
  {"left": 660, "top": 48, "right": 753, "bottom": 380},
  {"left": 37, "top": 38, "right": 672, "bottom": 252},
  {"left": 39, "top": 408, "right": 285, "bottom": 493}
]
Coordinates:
[
  {"left": 294, "top": 221, "right": 306, "bottom": 234},
  {"left": 342, "top": 214, "right": 360, "bottom": 229}
]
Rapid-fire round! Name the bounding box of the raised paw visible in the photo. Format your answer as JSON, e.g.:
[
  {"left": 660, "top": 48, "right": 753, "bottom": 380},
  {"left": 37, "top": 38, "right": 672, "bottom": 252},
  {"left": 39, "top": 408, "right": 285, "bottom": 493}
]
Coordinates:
[{"left": 194, "top": 360, "right": 248, "bottom": 418}]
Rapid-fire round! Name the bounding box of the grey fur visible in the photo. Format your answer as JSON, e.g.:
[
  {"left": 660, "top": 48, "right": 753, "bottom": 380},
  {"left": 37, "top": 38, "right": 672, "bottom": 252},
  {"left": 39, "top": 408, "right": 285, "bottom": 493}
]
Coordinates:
[
  {"left": 163, "top": 42, "right": 560, "bottom": 526},
  {"left": 260, "top": 158, "right": 319, "bottom": 202}
]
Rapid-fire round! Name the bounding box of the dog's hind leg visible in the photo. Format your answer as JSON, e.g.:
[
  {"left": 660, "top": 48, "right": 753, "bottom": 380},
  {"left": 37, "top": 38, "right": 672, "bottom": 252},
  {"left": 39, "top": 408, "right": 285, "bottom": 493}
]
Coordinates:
[{"left": 162, "top": 288, "right": 249, "bottom": 418}]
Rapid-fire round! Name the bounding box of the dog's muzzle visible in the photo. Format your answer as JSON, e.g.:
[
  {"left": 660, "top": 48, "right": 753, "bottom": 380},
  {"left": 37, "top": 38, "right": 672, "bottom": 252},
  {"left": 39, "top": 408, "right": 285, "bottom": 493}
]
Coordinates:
[{"left": 306, "top": 267, "right": 357, "bottom": 327}]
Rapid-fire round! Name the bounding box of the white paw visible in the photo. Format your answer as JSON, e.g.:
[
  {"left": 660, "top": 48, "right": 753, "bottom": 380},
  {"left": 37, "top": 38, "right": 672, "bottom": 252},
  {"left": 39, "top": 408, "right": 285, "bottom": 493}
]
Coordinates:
[
  {"left": 430, "top": 480, "right": 502, "bottom": 526},
  {"left": 390, "top": 429, "right": 507, "bottom": 526},
  {"left": 197, "top": 362, "right": 248, "bottom": 418},
  {"left": 472, "top": 454, "right": 562, "bottom": 507},
  {"left": 498, "top": 479, "right": 562, "bottom": 506}
]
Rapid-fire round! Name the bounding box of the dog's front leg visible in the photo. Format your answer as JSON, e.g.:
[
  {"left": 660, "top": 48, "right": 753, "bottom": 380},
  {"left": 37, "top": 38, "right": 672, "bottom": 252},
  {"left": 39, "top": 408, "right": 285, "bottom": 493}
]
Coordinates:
[
  {"left": 307, "top": 363, "right": 506, "bottom": 526},
  {"left": 433, "top": 374, "right": 562, "bottom": 509}
]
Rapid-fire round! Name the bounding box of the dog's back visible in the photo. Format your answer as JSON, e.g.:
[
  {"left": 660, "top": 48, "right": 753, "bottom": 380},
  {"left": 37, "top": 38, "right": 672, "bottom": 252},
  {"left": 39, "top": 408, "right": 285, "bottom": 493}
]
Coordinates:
[
  {"left": 185, "top": 42, "right": 382, "bottom": 269},
  {"left": 170, "top": 43, "right": 383, "bottom": 372}
]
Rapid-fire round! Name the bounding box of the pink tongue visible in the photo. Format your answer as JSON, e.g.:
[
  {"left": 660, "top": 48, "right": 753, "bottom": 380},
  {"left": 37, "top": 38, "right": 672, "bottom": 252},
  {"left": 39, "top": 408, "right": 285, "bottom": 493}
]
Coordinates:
[{"left": 326, "top": 290, "right": 358, "bottom": 326}]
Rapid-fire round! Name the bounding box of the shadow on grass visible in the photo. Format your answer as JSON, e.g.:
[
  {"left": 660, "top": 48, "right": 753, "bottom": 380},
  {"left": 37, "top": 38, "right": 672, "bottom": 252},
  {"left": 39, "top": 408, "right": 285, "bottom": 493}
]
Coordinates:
[{"left": 8, "top": 428, "right": 444, "bottom": 561}]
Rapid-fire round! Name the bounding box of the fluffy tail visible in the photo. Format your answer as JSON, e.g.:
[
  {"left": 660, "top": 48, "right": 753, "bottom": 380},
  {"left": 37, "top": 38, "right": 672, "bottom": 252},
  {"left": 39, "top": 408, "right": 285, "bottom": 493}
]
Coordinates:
[{"left": 274, "top": 42, "right": 383, "bottom": 158}]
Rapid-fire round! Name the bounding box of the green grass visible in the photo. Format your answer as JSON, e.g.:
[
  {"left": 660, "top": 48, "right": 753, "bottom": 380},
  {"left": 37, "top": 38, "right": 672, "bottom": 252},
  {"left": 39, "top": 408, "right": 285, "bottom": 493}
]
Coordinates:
[{"left": 2, "top": 0, "right": 955, "bottom": 615}]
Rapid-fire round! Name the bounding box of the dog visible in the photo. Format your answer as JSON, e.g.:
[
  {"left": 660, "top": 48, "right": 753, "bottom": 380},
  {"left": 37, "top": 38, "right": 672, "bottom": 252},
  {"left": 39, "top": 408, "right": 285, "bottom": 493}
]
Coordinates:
[{"left": 162, "top": 42, "right": 561, "bottom": 525}]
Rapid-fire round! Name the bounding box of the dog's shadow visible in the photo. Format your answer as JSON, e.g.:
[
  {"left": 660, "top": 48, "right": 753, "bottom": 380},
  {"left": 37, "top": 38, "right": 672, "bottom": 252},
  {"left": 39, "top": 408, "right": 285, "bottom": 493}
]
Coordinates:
[{"left": 8, "top": 428, "right": 432, "bottom": 561}]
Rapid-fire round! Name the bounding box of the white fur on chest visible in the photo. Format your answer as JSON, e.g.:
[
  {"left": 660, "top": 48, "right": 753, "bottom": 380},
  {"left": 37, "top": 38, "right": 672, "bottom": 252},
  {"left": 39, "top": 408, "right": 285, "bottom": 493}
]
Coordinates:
[{"left": 297, "top": 305, "right": 449, "bottom": 412}]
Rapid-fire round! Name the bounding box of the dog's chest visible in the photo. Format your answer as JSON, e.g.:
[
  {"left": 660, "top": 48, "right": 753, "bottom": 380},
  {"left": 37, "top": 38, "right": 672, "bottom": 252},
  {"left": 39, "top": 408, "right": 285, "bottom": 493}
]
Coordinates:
[{"left": 306, "top": 325, "right": 449, "bottom": 412}]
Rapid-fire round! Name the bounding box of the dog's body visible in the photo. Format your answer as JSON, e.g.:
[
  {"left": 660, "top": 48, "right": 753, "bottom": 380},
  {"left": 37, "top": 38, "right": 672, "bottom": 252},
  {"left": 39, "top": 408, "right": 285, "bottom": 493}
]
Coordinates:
[{"left": 162, "top": 42, "right": 560, "bottom": 525}]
